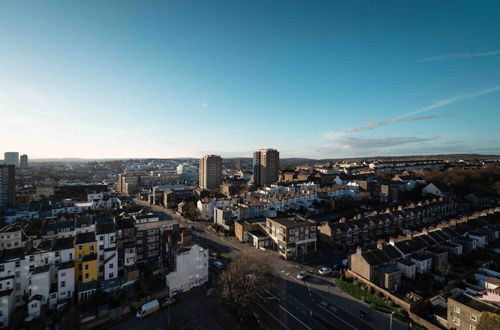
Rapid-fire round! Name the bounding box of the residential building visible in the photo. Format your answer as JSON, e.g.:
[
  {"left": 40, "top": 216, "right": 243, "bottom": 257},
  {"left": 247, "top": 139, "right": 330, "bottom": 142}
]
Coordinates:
[
  {"left": 396, "top": 259, "right": 416, "bottom": 279},
  {"left": 447, "top": 292, "right": 499, "bottom": 330},
  {"left": 57, "top": 261, "right": 74, "bottom": 302},
  {"left": 165, "top": 230, "right": 208, "bottom": 296},
  {"left": 74, "top": 232, "right": 98, "bottom": 284},
  {"left": 253, "top": 149, "right": 279, "bottom": 186},
  {"left": 0, "top": 165, "right": 15, "bottom": 208},
  {"left": 264, "top": 216, "right": 317, "bottom": 260},
  {"left": 410, "top": 254, "right": 433, "bottom": 274},
  {"left": 28, "top": 265, "right": 50, "bottom": 305},
  {"left": 199, "top": 155, "right": 223, "bottom": 190},
  {"left": 95, "top": 219, "right": 117, "bottom": 280},
  {"left": 19, "top": 154, "right": 28, "bottom": 168},
  {"left": 134, "top": 217, "right": 177, "bottom": 264},
  {"left": 350, "top": 246, "right": 391, "bottom": 283},
  {"left": 115, "top": 217, "right": 136, "bottom": 270},
  {"left": 3, "top": 152, "right": 19, "bottom": 167}
]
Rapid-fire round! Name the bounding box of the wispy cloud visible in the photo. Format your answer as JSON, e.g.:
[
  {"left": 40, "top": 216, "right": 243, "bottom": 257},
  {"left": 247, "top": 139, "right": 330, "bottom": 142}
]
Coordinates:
[
  {"left": 418, "top": 50, "right": 500, "bottom": 62},
  {"left": 324, "top": 85, "right": 500, "bottom": 139},
  {"left": 324, "top": 113, "right": 451, "bottom": 139},
  {"left": 335, "top": 136, "right": 431, "bottom": 150}
]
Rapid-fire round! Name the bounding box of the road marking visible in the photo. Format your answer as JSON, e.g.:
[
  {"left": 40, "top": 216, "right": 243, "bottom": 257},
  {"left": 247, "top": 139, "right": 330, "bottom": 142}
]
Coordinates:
[
  {"left": 317, "top": 304, "right": 358, "bottom": 330},
  {"left": 264, "top": 289, "right": 280, "bottom": 301},
  {"left": 279, "top": 305, "right": 312, "bottom": 330}
]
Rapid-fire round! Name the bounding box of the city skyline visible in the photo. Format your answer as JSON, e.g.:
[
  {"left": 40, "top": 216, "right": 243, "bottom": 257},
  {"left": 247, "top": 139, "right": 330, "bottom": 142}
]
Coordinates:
[{"left": 1, "top": 1, "right": 500, "bottom": 159}]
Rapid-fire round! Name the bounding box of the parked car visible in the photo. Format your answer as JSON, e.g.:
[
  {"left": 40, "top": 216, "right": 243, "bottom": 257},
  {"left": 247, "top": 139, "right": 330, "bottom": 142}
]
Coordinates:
[
  {"left": 297, "top": 270, "right": 309, "bottom": 280},
  {"left": 358, "top": 310, "right": 370, "bottom": 321},
  {"left": 213, "top": 261, "right": 224, "bottom": 269},
  {"left": 160, "top": 297, "right": 177, "bottom": 308},
  {"left": 318, "top": 267, "right": 332, "bottom": 276},
  {"left": 136, "top": 300, "right": 160, "bottom": 318}
]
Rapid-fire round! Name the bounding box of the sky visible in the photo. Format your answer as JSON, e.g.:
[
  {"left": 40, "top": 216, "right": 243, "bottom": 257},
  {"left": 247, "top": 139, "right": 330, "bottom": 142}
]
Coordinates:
[{"left": 1, "top": 0, "right": 499, "bottom": 159}]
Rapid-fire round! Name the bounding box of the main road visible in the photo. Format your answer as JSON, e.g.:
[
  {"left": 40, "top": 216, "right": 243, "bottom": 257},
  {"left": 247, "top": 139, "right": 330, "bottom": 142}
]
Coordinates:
[{"left": 132, "top": 198, "right": 408, "bottom": 330}]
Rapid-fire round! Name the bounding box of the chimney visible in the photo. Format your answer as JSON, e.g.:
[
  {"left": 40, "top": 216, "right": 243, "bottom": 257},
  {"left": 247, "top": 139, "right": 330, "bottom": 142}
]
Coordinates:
[
  {"left": 376, "top": 240, "right": 385, "bottom": 250},
  {"left": 356, "top": 246, "right": 362, "bottom": 255},
  {"left": 181, "top": 229, "right": 192, "bottom": 246}
]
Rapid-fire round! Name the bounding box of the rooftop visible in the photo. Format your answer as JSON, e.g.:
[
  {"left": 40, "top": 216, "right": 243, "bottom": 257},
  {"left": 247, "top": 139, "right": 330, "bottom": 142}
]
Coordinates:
[
  {"left": 451, "top": 293, "right": 499, "bottom": 313},
  {"left": 268, "top": 215, "right": 314, "bottom": 228},
  {"left": 75, "top": 232, "right": 96, "bottom": 245}
]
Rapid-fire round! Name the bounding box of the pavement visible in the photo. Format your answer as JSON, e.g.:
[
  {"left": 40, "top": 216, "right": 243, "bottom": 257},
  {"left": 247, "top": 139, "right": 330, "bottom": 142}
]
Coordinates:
[{"left": 132, "top": 199, "right": 409, "bottom": 330}]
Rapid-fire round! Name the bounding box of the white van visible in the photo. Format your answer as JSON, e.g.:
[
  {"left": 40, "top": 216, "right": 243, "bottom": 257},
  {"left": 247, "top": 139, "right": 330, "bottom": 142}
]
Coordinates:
[{"left": 136, "top": 299, "right": 160, "bottom": 319}]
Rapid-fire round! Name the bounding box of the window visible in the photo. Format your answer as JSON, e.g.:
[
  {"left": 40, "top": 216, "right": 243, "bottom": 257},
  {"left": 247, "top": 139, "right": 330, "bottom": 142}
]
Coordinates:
[
  {"left": 454, "top": 306, "right": 460, "bottom": 314},
  {"left": 15, "top": 261, "right": 20, "bottom": 268},
  {"left": 470, "top": 326, "right": 476, "bottom": 330},
  {"left": 78, "top": 245, "right": 83, "bottom": 251},
  {"left": 470, "top": 314, "right": 477, "bottom": 322},
  {"left": 29, "top": 256, "right": 34, "bottom": 262},
  {"left": 78, "top": 264, "right": 82, "bottom": 271},
  {"left": 109, "top": 272, "right": 114, "bottom": 278},
  {"left": 109, "top": 263, "right": 114, "bottom": 269},
  {"left": 84, "top": 264, "right": 89, "bottom": 270},
  {"left": 453, "top": 317, "right": 460, "bottom": 326},
  {"left": 90, "top": 245, "right": 94, "bottom": 251},
  {"left": 61, "top": 281, "right": 66, "bottom": 288}
]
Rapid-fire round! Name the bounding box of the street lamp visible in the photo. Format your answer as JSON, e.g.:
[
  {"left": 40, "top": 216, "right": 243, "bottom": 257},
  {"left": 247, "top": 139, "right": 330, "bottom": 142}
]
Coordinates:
[{"left": 389, "top": 311, "right": 395, "bottom": 330}]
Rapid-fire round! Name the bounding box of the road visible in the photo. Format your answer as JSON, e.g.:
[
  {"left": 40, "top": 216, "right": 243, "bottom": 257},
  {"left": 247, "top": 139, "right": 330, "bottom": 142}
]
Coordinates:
[{"left": 132, "top": 198, "right": 408, "bottom": 330}]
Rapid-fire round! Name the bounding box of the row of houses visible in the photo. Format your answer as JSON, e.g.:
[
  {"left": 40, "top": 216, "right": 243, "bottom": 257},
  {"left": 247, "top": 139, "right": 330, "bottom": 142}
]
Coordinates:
[
  {"left": 2, "top": 191, "right": 121, "bottom": 224},
  {"left": 349, "top": 208, "right": 499, "bottom": 292},
  {"left": 318, "top": 199, "right": 458, "bottom": 249},
  {"left": 198, "top": 183, "right": 360, "bottom": 229}
]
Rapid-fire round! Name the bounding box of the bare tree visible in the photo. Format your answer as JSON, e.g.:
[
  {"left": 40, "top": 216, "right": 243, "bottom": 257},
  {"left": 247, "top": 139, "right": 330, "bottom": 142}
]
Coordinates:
[{"left": 217, "top": 253, "right": 275, "bottom": 315}]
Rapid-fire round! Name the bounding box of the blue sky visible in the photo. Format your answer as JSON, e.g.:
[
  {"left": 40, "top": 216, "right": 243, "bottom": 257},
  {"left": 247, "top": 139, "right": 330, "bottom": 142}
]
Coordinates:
[{"left": 1, "top": 0, "right": 499, "bottom": 159}]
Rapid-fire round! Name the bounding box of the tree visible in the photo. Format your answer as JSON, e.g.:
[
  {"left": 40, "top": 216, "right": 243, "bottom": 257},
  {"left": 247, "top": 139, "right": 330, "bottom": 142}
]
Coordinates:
[
  {"left": 217, "top": 253, "right": 275, "bottom": 316},
  {"left": 182, "top": 201, "right": 200, "bottom": 220},
  {"left": 478, "top": 312, "right": 500, "bottom": 330}
]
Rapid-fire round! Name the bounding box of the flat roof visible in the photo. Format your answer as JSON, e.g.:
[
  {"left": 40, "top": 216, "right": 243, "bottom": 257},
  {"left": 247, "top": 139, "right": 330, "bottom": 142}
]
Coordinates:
[
  {"left": 452, "top": 293, "right": 499, "bottom": 313},
  {"left": 268, "top": 216, "right": 313, "bottom": 227}
]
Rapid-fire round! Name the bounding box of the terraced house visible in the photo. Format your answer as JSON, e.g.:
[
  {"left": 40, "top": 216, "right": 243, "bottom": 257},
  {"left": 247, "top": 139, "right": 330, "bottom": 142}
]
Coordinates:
[{"left": 319, "top": 199, "right": 458, "bottom": 249}]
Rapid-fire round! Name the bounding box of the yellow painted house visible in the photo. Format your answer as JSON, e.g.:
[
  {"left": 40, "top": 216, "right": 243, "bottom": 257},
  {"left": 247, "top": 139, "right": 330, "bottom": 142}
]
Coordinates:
[{"left": 74, "top": 232, "right": 98, "bottom": 284}]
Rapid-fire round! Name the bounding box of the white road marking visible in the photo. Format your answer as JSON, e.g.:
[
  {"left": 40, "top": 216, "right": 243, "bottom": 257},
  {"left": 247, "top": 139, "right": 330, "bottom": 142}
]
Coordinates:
[
  {"left": 317, "top": 304, "right": 358, "bottom": 330},
  {"left": 279, "top": 305, "right": 312, "bottom": 330}
]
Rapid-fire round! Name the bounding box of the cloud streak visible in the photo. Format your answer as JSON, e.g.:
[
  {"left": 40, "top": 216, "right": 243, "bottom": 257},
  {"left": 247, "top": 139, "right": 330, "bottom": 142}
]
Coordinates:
[
  {"left": 418, "top": 50, "right": 500, "bottom": 62},
  {"left": 324, "top": 113, "right": 451, "bottom": 138},
  {"left": 324, "top": 85, "right": 500, "bottom": 139}
]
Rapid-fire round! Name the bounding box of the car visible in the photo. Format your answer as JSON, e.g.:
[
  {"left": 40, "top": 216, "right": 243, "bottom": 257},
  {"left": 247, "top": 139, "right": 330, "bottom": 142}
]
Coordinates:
[
  {"left": 319, "top": 267, "right": 332, "bottom": 276},
  {"left": 213, "top": 261, "right": 224, "bottom": 269},
  {"left": 160, "top": 297, "right": 177, "bottom": 308},
  {"left": 297, "top": 270, "right": 309, "bottom": 280},
  {"left": 358, "top": 310, "right": 371, "bottom": 321}
]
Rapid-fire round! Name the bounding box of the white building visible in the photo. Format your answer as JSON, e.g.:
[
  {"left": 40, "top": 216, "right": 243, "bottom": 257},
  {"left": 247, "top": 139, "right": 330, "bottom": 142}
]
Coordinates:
[
  {"left": 95, "top": 221, "right": 118, "bottom": 280},
  {"left": 57, "top": 262, "right": 74, "bottom": 302},
  {"left": 166, "top": 244, "right": 208, "bottom": 297},
  {"left": 29, "top": 265, "right": 51, "bottom": 305},
  {"left": 410, "top": 255, "right": 432, "bottom": 274},
  {"left": 396, "top": 259, "right": 416, "bottom": 279}
]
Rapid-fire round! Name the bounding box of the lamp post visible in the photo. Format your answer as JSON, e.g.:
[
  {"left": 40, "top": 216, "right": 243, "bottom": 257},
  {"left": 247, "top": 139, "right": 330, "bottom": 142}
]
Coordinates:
[{"left": 390, "top": 311, "right": 395, "bottom": 330}]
